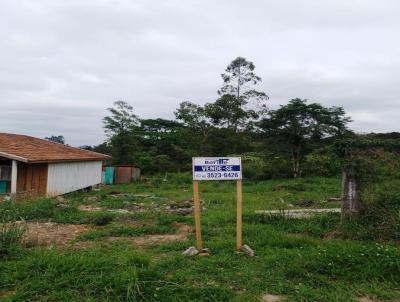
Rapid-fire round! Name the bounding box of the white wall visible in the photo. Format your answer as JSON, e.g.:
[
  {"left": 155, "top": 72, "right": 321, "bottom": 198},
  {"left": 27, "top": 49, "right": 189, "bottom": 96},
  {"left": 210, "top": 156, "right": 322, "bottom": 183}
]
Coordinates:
[{"left": 47, "top": 161, "right": 102, "bottom": 196}]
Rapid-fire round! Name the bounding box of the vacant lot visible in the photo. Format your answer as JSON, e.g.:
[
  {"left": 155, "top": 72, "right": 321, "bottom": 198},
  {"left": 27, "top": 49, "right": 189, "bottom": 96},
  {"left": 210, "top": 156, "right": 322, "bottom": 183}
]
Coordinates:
[{"left": 1, "top": 176, "right": 399, "bottom": 301}]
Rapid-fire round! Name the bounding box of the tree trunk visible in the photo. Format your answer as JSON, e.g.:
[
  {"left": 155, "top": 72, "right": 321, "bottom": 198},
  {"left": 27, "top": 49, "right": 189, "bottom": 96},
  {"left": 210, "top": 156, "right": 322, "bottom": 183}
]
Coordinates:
[
  {"left": 341, "top": 170, "right": 361, "bottom": 220},
  {"left": 291, "top": 146, "right": 301, "bottom": 178}
]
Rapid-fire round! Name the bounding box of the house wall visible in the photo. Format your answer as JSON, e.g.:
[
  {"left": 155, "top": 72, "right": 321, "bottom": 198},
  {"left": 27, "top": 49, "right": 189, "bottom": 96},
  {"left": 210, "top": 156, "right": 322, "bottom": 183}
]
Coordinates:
[
  {"left": 17, "top": 163, "right": 48, "bottom": 197},
  {"left": 47, "top": 161, "right": 102, "bottom": 196}
]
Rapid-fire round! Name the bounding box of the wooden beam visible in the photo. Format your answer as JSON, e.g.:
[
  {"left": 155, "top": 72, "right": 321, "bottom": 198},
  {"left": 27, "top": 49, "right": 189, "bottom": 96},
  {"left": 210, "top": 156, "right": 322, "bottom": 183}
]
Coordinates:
[{"left": 0, "top": 152, "right": 28, "bottom": 163}]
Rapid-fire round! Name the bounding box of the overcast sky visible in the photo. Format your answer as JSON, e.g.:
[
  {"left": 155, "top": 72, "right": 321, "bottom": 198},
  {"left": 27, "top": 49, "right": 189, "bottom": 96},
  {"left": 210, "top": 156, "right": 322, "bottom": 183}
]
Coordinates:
[{"left": 1, "top": 0, "right": 400, "bottom": 146}]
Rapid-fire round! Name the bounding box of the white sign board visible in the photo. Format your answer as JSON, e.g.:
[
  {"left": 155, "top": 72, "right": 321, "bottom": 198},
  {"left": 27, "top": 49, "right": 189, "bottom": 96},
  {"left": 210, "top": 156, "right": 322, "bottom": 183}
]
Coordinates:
[{"left": 192, "top": 157, "right": 242, "bottom": 181}]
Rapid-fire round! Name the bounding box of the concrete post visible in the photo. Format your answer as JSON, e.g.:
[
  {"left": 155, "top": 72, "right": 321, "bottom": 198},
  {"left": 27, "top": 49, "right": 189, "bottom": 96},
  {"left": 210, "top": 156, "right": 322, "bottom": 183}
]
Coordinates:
[
  {"left": 341, "top": 170, "right": 361, "bottom": 221},
  {"left": 11, "top": 160, "right": 17, "bottom": 194}
]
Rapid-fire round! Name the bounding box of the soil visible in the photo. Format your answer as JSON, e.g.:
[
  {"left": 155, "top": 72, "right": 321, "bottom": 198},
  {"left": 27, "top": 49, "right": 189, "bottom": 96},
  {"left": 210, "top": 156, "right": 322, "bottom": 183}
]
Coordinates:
[
  {"left": 129, "top": 223, "right": 192, "bottom": 246},
  {"left": 73, "top": 223, "right": 192, "bottom": 249},
  {"left": 17, "top": 221, "right": 90, "bottom": 247},
  {"left": 262, "top": 294, "right": 283, "bottom": 302},
  {"left": 78, "top": 205, "right": 104, "bottom": 212}
]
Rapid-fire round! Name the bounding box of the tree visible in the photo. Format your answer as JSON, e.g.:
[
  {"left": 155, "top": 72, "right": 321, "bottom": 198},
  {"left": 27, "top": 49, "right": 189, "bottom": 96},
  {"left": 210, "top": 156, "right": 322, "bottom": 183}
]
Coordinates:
[
  {"left": 259, "top": 98, "right": 351, "bottom": 178},
  {"left": 175, "top": 101, "right": 209, "bottom": 131},
  {"left": 45, "top": 135, "right": 65, "bottom": 144},
  {"left": 103, "top": 101, "right": 139, "bottom": 164},
  {"left": 175, "top": 101, "right": 212, "bottom": 153},
  {"left": 208, "top": 57, "right": 268, "bottom": 132},
  {"left": 205, "top": 94, "right": 249, "bottom": 129}
]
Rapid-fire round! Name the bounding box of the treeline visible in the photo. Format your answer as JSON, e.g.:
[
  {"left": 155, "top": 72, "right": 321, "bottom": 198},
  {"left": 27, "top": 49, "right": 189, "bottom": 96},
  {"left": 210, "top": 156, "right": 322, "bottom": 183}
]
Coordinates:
[{"left": 85, "top": 57, "right": 376, "bottom": 178}]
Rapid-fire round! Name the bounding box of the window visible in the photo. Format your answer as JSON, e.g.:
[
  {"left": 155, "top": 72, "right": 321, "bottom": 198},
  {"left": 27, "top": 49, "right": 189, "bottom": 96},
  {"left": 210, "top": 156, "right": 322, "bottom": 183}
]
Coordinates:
[{"left": 0, "top": 166, "right": 11, "bottom": 181}]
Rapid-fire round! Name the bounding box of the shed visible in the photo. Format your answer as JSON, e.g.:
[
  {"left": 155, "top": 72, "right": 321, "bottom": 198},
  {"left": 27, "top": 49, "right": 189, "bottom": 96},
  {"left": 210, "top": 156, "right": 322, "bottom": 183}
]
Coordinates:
[
  {"left": 0, "top": 133, "right": 111, "bottom": 197},
  {"left": 102, "top": 165, "right": 141, "bottom": 184}
]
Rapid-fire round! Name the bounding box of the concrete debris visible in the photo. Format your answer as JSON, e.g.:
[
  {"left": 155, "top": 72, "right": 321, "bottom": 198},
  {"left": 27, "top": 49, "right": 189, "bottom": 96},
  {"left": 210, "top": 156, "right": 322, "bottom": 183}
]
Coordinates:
[
  {"left": 183, "top": 246, "right": 199, "bottom": 256},
  {"left": 262, "top": 294, "right": 283, "bottom": 302},
  {"left": 255, "top": 208, "right": 341, "bottom": 219},
  {"left": 56, "top": 195, "right": 65, "bottom": 203},
  {"left": 199, "top": 248, "right": 211, "bottom": 256},
  {"left": 240, "top": 244, "right": 255, "bottom": 257}
]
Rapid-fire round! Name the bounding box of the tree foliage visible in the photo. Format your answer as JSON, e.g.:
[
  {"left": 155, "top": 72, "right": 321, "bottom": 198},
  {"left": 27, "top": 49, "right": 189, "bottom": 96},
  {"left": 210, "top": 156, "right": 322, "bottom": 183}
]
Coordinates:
[
  {"left": 103, "top": 101, "right": 139, "bottom": 164},
  {"left": 45, "top": 135, "right": 65, "bottom": 144},
  {"left": 94, "top": 58, "right": 361, "bottom": 180},
  {"left": 207, "top": 57, "right": 269, "bottom": 132},
  {"left": 259, "top": 98, "right": 351, "bottom": 177}
]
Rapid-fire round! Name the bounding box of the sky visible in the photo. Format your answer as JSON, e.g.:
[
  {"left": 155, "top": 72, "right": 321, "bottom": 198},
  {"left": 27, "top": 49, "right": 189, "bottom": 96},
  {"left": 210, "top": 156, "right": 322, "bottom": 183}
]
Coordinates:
[{"left": 1, "top": 0, "right": 400, "bottom": 146}]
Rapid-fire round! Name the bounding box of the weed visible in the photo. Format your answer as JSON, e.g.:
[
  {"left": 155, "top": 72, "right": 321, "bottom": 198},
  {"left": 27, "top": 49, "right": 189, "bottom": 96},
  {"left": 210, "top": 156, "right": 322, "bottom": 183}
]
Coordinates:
[{"left": 0, "top": 202, "right": 25, "bottom": 257}]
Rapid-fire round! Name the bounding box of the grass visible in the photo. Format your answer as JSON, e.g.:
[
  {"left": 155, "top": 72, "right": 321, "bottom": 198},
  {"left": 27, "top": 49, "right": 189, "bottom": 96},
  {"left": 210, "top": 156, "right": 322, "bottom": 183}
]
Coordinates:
[
  {"left": 0, "top": 205, "right": 25, "bottom": 257},
  {"left": 1, "top": 176, "right": 400, "bottom": 301}
]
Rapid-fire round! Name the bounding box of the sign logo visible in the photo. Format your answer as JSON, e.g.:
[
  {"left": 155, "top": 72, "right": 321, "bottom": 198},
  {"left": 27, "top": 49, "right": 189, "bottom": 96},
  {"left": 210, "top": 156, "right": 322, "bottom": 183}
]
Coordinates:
[{"left": 192, "top": 157, "right": 242, "bottom": 180}]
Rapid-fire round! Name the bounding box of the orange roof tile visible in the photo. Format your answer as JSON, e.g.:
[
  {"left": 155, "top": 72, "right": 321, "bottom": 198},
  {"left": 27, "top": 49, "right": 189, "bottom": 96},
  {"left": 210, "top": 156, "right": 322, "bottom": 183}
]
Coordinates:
[{"left": 0, "top": 133, "right": 111, "bottom": 163}]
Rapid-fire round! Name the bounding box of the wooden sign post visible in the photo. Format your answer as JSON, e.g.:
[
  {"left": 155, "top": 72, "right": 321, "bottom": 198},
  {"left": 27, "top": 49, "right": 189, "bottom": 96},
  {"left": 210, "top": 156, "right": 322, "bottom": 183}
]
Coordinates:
[
  {"left": 192, "top": 180, "right": 203, "bottom": 250},
  {"left": 236, "top": 179, "right": 242, "bottom": 250},
  {"left": 186, "top": 157, "right": 252, "bottom": 255}
]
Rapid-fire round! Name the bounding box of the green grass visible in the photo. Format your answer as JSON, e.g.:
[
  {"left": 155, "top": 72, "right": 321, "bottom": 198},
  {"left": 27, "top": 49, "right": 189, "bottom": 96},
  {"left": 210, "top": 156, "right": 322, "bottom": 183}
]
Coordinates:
[{"left": 1, "top": 176, "right": 400, "bottom": 301}]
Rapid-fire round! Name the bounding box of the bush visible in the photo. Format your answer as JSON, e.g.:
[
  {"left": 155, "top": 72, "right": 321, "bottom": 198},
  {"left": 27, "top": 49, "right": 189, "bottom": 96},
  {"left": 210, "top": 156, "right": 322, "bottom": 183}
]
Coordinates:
[
  {"left": 0, "top": 202, "right": 25, "bottom": 257},
  {"left": 362, "top": 185, "right": 400, "bottom": 240},
  {"left": 303, "top": 148, "right": 341, "bottom": 177},
  {"left": 340, "top": 182, "right": 400, "bottom": 241}
]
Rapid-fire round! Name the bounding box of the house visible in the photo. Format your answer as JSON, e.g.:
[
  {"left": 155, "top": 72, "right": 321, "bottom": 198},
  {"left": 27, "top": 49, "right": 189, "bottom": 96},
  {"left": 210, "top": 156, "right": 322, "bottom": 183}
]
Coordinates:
[{"left": 0, "top": 133, "right": 111, "bottom": 197}]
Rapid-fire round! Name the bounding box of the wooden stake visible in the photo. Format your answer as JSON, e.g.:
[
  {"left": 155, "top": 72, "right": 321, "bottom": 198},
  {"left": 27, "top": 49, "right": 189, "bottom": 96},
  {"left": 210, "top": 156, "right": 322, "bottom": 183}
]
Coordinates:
[
  {"left": 193, "top": 180, "right": 203, "bottom": 250},
  {"left": 236, "top": 179, "right": 243, "bottom": 250}
]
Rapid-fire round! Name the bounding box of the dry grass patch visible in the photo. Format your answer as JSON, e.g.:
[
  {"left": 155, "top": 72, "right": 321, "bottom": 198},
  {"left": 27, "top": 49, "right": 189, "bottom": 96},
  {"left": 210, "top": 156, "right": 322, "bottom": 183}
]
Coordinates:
[
  {"left": 18, "top": 221, "right": 90, "bottom": 247},
  {"left": 77, "top": 205, "right": 105, "bottom": 212},
  {"left": 262, "top": 293, "right": 284, "bottom": 302},
  {"left": 128, "top": 223, "right": 192, "bottom": 246}
]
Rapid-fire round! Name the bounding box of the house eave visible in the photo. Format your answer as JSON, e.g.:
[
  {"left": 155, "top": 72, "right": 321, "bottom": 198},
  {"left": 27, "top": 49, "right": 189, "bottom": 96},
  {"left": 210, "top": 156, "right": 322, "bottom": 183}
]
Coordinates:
[{"left": 0, "top": 152, "right": 28, "bottom": 163}]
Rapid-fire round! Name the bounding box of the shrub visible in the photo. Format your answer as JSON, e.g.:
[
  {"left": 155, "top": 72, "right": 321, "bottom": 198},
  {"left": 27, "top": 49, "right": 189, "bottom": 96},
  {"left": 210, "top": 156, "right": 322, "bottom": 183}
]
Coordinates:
[
  {"left": 362, "top": 185, "right": 400, "bottom": 240},
  {"left": 340, "top": 182, "right": 400, "bottom": 240},
  {"left": 303, "top": 148, "right": 341, "bottom": 177}
]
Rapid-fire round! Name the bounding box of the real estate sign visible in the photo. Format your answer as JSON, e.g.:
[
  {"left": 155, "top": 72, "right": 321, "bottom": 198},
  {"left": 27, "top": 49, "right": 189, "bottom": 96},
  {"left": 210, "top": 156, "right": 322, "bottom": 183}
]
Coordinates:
[{"left": 192, "top": 157, "right": 242, "bottom": 181}]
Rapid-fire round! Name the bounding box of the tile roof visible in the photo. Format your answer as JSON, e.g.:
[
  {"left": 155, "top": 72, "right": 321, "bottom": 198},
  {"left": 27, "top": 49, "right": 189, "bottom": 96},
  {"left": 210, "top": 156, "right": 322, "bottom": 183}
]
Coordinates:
[{"left": 0, "top": 133, "right": 111, "bottom": 163}]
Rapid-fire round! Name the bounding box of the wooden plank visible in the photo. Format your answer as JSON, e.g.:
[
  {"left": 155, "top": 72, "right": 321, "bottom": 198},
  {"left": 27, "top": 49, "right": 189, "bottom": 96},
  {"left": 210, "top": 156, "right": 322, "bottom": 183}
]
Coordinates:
[
  {"left": 193, "top": 180, "right": 203, "bottom": 250},
  {"left": 236, "top": 179, "right": 243, "bottom": 250},
  {"left": 38, "top": 164, "right": 48, "bottom": 196},
  {"left": 17, "top": 162, "right": 27, "bottom": 192},
  {"left": 11, "top": 160, "right": 17, "bottom": 194}
]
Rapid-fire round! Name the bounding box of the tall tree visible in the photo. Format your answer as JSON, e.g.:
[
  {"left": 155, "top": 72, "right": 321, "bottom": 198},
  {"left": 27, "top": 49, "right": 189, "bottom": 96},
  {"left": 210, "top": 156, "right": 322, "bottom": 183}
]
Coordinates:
[
  {"left": 207, "top": 57, "right": 268, "bottom": 132},
  {"left": 103, "top": 101, "right": 139, "bottom": 164},
  {"left": 259, "top": 98, "right": 351, "bottom": 178}
]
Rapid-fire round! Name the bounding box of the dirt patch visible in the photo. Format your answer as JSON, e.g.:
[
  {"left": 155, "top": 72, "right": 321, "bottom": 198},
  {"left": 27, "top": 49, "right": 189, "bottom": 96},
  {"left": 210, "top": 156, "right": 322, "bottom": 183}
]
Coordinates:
[
  {"left": 130, "top": 223, "right": 192, "bottom": 246},
  {"left": 18, "top": 221, "right": 90, "bottom": 247},
  {"left": 75, "top": 223, "right": 192, "bottom": 249},
  {"left": 359, "top": 298, "right": 377, "bottom": 302},
  {"left": 262, "top": 293, "right": 284, "bottom": 302},
  {"left": 78, "top": 205, "right": 105, "bottom": 212},
  {"left": 358, "top": 297, "right": 400, "bottom": 302}
]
